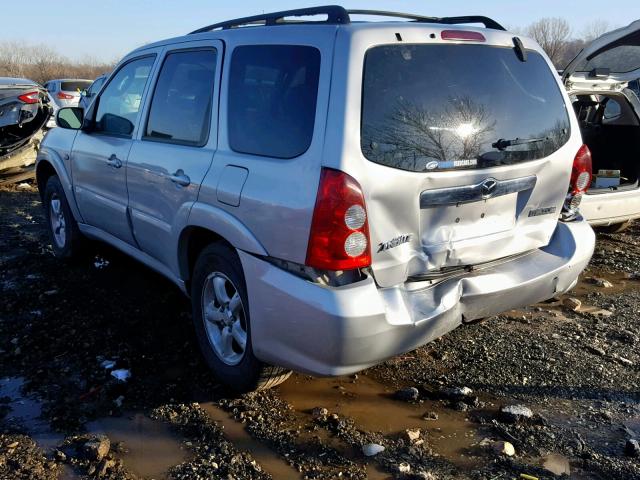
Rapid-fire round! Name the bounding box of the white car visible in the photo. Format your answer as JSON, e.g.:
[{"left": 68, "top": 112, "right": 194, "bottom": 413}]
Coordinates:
[
  {"left": 43, "top": 79, "right": 92, "bottom": 128},
  {"left": 564, "top": 20, "right": 640, "bottom": 232}
]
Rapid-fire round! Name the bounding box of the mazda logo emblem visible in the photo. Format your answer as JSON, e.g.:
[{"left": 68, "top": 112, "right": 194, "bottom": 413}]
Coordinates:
[{"left": 481, "top": 178, "right": 498, "bottom": 198}]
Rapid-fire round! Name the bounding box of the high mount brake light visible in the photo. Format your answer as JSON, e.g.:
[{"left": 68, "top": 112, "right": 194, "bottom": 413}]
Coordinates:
[
  {"left": 441, "top": 30, "right": 486, "bottom": 42},
  {"left": 306, "top": 168, "right": 372, "bottom": 270},
  {"left": 562, "top": 144, "right": 593, "bottom": 220},
  {"left": 17, "top": 91, "right": 40, "bottom": 104}
]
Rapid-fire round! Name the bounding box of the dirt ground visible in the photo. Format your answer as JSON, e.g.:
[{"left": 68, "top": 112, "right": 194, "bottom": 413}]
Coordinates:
[{"left": 1, "top": 181, "right": 639, "bottom": 480}]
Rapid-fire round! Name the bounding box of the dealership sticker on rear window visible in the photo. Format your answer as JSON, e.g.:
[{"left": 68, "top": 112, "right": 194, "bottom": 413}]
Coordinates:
[
  {"left": 425, "top": 159, "right": 478, "bottom": 170},
  {"left": 528, "top": 206, "right": 557, "bottom": 217}
]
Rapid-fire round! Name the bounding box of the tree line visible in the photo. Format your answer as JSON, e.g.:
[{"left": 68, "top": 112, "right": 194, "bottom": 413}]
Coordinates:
[
  {"left": 0, "top": 18, "right": 615, "bottom": 85},
  {"left": 0, "top": 42, "right": 115, "bottom": 84},
  {"left": 514, "top": 18, "right": 612, "bottom": 68}
]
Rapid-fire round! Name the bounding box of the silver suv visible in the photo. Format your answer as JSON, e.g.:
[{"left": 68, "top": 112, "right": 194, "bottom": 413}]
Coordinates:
[{"left": 36, "top": 7, "right": 595, "bottom": 392}]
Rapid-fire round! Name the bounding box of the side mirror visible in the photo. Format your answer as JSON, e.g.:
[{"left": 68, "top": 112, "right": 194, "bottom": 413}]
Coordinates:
[
  {"left": 56, "top": 107, "right": 84, "bottom": 130},
  {"left": 80, "top": 89, "right": 88, "bottom": 97}
]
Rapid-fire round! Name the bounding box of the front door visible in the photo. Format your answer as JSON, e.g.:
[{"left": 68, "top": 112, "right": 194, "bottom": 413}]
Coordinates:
[
  {"left": 72, "top": 55, "right": 156, "bottom": 245},
  {"left": 127, "top": 42, "right": 222, "bottom": 270}
]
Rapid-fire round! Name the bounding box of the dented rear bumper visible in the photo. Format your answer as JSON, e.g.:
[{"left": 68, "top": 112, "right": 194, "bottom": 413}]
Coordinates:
[{"left": 240, "top": 218, "right": 594, "bottom": 376}]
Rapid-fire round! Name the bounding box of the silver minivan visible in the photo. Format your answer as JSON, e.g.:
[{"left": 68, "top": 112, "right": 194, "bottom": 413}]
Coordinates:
[
  {"left": 564, "top": 20, "right": 640, "bottom": 232},
  {"left": 36, "top": 7, "right": 595, "bottom": 392}
]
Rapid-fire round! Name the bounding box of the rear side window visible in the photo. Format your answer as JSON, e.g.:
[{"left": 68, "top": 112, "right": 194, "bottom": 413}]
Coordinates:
[
  {"left": 361, "top": 44, "right": 571, "bottom": 172},
  {"left": 228, "top": 45, "right": 320, "bottom": 158},
  {"left": 145, "top": 49, "right": 217, "bottom": 146},
  {"left": 94, "top": 56, "right": 155, "bottom": 137},
  {"left": 61, "top": 80, "right": 91, "bottom": 92}
]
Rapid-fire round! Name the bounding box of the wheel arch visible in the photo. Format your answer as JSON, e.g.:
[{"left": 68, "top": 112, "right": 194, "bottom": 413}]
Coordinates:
[
  {"left": 35, "top": 149, "right": 83, "bottom": 222},
  {"left": 177, "top": 203, "right": 268, "bottom": 288}
]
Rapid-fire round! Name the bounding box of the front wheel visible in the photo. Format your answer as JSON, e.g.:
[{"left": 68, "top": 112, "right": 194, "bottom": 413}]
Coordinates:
[
  {"left": 191, "top": 243, "right": 291, "bottom": 392},
  {"left": 43, "top": 175, "right": 82, "bottom": 258}
]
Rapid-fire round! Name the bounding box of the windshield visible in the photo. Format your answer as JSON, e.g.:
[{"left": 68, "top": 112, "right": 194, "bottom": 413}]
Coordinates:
[
  {"left": 61, "top": 80, "right": 92, "bottom": 92},
  {"left": 361, "top": 44, "right": 571, "bottom": 172}
]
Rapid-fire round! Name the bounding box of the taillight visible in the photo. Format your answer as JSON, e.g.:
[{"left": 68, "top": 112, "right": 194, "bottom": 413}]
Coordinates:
[
  {"left": 17, "top": 91, "right": 40, "bottom": 104},
  {"left": 570, "top": 144, "right": 592, "bottom": 194},
  {"left": 441, "top": 30, "right": 486, "bottom": 42},
  {"left": 562, "top": 144, "right": 593, "bottom": 220},
  {"left": 306, "top": 168, "right": 371, "bottom": 270},
  {"left": 57, "top": 91, "right": 74, "bottom": 100}
]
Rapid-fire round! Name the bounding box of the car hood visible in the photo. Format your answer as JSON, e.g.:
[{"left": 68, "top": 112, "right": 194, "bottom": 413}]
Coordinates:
[{"left": 563, "top": 19, "right": 640, "bottom": 89}]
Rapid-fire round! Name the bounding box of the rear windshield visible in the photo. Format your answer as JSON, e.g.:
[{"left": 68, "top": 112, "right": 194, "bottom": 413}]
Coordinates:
[
  {"left": 361, "top": 44, "right": 571, "bottom": 172},
  {"left": 61, "top": 81, "right": 91, "bottom": 92}
]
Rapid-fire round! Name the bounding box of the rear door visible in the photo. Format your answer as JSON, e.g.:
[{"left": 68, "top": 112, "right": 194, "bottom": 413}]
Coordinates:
[
  {"left": 71, "top": 55, "right": 157, "bottom": 245},
  {"left": 348, "top": 34, "right": 580, "bottom": 287},
  {"left": 126, "top": 41, "right": 222, "bottom": 271}
]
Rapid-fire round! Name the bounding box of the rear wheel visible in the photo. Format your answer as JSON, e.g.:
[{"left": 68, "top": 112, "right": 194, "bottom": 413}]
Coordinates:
[
  {"left": 43, "top": 175, "right": 82, "bottom": 258},
  {"left": 191, "top": 243, "right": 291, "bottom": 392},
  {"left": 597, "top": 221, "right": 631, "bottom": 234}
]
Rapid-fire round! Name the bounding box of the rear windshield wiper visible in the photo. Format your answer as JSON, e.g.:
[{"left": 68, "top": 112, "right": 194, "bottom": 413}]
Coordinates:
[{"left": 491, "top": 137, "right": 546, "bottom": 151}]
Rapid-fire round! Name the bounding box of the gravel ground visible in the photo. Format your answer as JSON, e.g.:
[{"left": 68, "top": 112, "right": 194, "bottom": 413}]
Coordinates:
[{"left": 1, "top": 182, "right": 639, "bottom": 479}]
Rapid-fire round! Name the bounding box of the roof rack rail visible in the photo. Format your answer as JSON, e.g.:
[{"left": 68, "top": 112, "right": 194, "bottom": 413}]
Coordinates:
[
  {"left": 347, "top": 10, "right": 505, "bottom": 31},
  {"left": 188, "top": 6, "right": 505, "bottom": 34},
  {"left": 189, "top": 5, "right": 350, "bottom": 34}
]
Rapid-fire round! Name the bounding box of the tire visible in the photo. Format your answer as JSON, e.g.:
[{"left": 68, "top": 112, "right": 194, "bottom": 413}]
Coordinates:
[
  {"left": 43, "top": 175, "right": 82, "bottom": 258},
  {"left": 597, "top": 221, "right": 631, "bottom": 234},
  {"left": 191, "top": 243, "right": 291, "bottom": 392}
]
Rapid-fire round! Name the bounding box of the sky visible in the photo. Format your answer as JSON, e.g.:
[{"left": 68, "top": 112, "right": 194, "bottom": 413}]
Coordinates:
[{"left": 1, "top": 0, "right": 638, "bottom": 62}]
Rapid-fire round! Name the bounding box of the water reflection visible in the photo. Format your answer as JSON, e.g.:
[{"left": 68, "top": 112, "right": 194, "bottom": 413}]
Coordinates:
[{"left": 362, "top": 96, "right": 569, "bottom": 172}]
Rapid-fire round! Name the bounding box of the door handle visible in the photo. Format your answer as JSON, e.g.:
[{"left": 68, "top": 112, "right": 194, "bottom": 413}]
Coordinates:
[
  {"left": 167, "top": 169, "right": 191, "bottom": 187},
  {"left": 106, "top": 154, "right": 122, "bottom": 169}
]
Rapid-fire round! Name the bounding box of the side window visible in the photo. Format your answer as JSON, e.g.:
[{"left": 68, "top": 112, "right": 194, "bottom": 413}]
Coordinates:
[
  {"left": 145, "top": 49, "right": 217, "bottom": 146},
  {"left": 228, "top": 45, "right": 321, "bottom": 159},
  {"left": 602, "top": 98, "right": 622, "bottom": 122},
  {"left": 89, "top": 77, "right": 105, "bottom": 96},
  {"left": 94, "top": 56, "right": 155, "bottom": 137}
]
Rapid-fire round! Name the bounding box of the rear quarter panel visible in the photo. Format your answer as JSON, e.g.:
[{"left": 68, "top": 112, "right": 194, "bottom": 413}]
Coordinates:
[{"left": 197, "top": 26, "right": 338, "bottom": 264}]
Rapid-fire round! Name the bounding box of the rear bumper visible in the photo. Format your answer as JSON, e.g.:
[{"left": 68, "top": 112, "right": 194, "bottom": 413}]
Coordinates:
[
  {"left": 581, "top": 189, "right": 640, "bottom": 226},
  {"left": 240, "top": 218, "right": 595, "bottom": 376}
]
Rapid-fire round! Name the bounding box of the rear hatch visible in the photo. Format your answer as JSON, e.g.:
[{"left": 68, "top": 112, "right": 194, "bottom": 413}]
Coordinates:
[
  {"left": 355, "top": 32, "right": 578, "bottom": 287},
  {"left": 563, "top": 20, "right": 640, "bottom": 93}
]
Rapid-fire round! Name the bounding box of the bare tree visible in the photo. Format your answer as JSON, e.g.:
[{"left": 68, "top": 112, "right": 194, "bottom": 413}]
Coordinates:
[
  {"left": 0, "top": 41, "right": 115, "bottom": 84},
  {"left": 362, "top": 96, "right": 495, "bottom": 171},
  {"left": 525, "top": 17, "right": 571, "bottom": 67},
  {"left": 582, "top": 20, "right": 610, "bottom": 42}
]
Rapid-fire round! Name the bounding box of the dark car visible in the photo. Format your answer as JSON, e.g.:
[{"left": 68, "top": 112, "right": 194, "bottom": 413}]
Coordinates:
[{"left": 0, "top": 77, "right": 51, "bottom": 175}]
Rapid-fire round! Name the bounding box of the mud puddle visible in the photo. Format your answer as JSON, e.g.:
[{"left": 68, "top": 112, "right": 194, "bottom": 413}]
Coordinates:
[
  {"left": 200, "top": 402, "right": 304, "bottom": 479},
  {"left": 279, "top": 374, "right": 484, "bottom": 468},
  {"left": 0, "top": 376, "right": 63, "bottom": 451},
  {"left": 86, "top": 413, "right": 189, "bottom": 479},
  {"left": 572, "top": 270, "right": 639, "bottom": 297}
]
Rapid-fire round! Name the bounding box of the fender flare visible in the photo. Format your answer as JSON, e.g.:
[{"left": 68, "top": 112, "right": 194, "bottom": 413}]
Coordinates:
[
  {"left": 36, "top": 147, "right": 83, "bottom": 222},
  {"left": 177, "top": 202, "right": 268, "bottom": 280}
]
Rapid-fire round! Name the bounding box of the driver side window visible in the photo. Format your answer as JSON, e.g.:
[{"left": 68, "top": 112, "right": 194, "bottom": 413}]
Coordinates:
[{"left": 94, "top": 56, "right": 155, "bottom": 137}]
